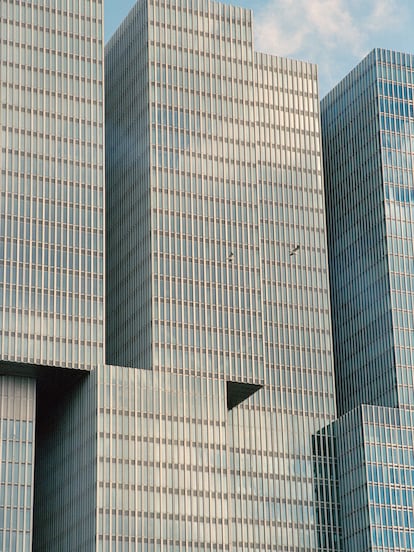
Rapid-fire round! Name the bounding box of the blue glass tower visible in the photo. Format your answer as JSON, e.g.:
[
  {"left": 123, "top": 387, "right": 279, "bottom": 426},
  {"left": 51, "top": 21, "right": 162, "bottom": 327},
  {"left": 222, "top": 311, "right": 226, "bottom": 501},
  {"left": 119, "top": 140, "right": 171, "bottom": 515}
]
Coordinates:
[{"left": 322, "top": 48, "right": 414, "bottom": 552}]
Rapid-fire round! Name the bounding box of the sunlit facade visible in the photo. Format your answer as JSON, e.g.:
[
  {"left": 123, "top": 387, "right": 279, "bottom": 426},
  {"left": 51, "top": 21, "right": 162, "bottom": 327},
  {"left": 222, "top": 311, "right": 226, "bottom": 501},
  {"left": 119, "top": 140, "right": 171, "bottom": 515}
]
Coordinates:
[
  {"left": 322, "top": 48, "right": 414, "bottom": 551},
  {"left": 105, "top": 0, "right": 336, "bottom": 549},
  {"left": 0, "top": 0, "right": 105, "bottom": 370}
]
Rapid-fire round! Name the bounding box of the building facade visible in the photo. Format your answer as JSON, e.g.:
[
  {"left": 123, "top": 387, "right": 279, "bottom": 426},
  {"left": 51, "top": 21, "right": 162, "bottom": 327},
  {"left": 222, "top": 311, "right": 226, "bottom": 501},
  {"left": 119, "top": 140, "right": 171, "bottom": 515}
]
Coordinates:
[
  {"left": 0, "top": 377, "right": 35, "bottom": 551},
  {"left": 0, "top": 0, "right": 105, "bottom": 370},
  {"left": 0, "top": 0, "right": 104, "bottom": 549},
  {"left": 322, "top": 48, "right": 414, "bottom": 551},
  {"left": 1, "top": 0, "right": 338, "bottom": 550},
  {"left": 105, "top": 0, "right": 336, "bottom": 550}
]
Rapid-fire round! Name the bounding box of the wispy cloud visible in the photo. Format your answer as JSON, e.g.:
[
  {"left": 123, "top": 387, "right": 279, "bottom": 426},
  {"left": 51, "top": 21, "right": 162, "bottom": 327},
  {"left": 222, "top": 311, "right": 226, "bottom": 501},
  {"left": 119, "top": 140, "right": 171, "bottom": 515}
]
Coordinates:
[
  {"left": 254, "top": 0, "right": 363, "bottom": 56},
  {"left": 367, "top": 0, "right": 400, "bottom": 31},
  {"left": 252, "top": 0, "right": 406, "bottom": 95}
]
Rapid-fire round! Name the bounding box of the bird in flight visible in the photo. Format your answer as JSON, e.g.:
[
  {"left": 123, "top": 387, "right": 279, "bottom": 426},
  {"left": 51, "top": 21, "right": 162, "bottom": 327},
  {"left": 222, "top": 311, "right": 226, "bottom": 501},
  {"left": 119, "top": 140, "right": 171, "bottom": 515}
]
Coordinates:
[{"left": 290, "top": 245, "right": 300, "bottom": 256}]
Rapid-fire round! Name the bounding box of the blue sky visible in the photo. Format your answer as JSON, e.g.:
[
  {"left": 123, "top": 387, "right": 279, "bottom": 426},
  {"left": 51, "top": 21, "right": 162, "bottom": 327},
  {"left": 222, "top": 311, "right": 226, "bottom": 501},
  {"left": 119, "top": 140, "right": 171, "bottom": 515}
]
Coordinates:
[{"left": 105, "top": 0, "right": 414, "bottom": 97}]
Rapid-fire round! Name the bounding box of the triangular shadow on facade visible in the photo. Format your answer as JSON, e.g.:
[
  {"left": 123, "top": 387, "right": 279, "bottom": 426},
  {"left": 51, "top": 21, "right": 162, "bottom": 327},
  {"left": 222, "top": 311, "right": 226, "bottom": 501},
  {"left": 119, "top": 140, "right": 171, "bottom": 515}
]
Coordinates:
[{"left": 226, "top": 381, "right": 262, "bottom": 410}]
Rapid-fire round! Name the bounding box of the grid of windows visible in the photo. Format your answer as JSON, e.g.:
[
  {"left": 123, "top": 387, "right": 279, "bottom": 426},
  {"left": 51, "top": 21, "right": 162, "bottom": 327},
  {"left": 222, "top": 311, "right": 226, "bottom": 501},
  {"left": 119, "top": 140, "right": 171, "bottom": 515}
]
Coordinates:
[
  {"left": 0, "top": 0, "right": 107, "bottom": 549},
  {"left": 106, "top": 0, "right": 336, "bottom": 550},
  {"left": 106, "top": 0, "right": 264, "bottom": 376},
  {"left": 376, "top": 49, "right": 414, "bottom": 409},
  {"left": 33, "top": 372, "right": 97, "bottom": 551},
  {"left": 97, "top": 358, "right": 336, "bottom": 550},
  {"left": 322, "top": 47, "right": 414, "bottom": 414},
  {"left": 322, "top": 48, "right": 414, "bottom": 552},
  {"left": 322, "top": 49, "right": 398, "bottom": 415},
  {"left": 333, "top": 405, "right": 414, "bottom": 552},
  {"left": 105, "top": 0, "right": 151, "bottom": 369},
  {"left": 97, "top": 365, "right": 230, "bottom": 549},
  {"left": 0, "top": 377, "right": 35, "bottom": 552},
  {"left": 148, "top": 1, "right": 263, "bottom": 380},
  {"left": 0, "top": 0, "right": 104, "bottom": 369}
]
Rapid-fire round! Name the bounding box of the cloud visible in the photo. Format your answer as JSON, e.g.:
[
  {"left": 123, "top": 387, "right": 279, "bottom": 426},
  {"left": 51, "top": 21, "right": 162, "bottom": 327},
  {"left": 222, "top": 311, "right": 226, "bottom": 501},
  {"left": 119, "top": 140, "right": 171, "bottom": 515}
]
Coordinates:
[
  {"left": 366, "top": 0, "right": 400, "bottom": 31},
  {"left": 252, "top": 0, "right": 406, "bottom": 95},
  {"left": 254, "top": 0, "right": 364, "bottom": 57}
]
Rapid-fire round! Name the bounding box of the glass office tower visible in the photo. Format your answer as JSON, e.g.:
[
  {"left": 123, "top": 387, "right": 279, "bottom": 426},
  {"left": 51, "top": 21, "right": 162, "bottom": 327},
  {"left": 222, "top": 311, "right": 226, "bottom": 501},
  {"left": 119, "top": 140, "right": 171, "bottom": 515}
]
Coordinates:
[
  {"left": 0, "top": 0, "right": 105, "bottom": 370},
  {"left": 0, "top": 377, "right": 35, "bottom": 551},
  {"left": 106, "top": 0, "right": 336, "bottom": 550},
  {"left": 0, "top": 1, "right": 104, "bottom": 549},
  {"left": 1, "top": 0, "right": 337, "bottom": 549},
  {"left": 322, "top": 49, "right": 414, "bottom": 551}
]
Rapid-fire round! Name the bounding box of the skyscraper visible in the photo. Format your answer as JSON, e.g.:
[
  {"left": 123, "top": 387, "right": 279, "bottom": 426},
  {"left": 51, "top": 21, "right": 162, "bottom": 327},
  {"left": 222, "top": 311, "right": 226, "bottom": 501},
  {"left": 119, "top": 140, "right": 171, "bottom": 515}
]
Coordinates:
[
  {"left": 1, "top": 1, "right": 105, "bottom": 371},
  {"left": 105, "top": 0, "right": 336, "bottom": 549},
  {"left": 0, "top": 0, "right": 104, "bottom": 549},
  {"left": 1, "top": 0, "right": 337, "bottom": 549},
  {"left": 322, "top": 48, "right": 414, "bottom": 552}
]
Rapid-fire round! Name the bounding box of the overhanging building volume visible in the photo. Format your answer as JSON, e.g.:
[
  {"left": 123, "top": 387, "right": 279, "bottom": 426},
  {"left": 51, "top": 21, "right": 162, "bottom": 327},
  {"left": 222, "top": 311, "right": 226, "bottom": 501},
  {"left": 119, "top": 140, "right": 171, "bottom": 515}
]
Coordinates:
[
  {"left": 321, "top": 49, "right": 414, "bottom": 551},
  {"left": 1, "top": 1, "right": 105, "bottom": 371},
  {"left": 1, "top": 0, "right": 337, "bottom": 549}
]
